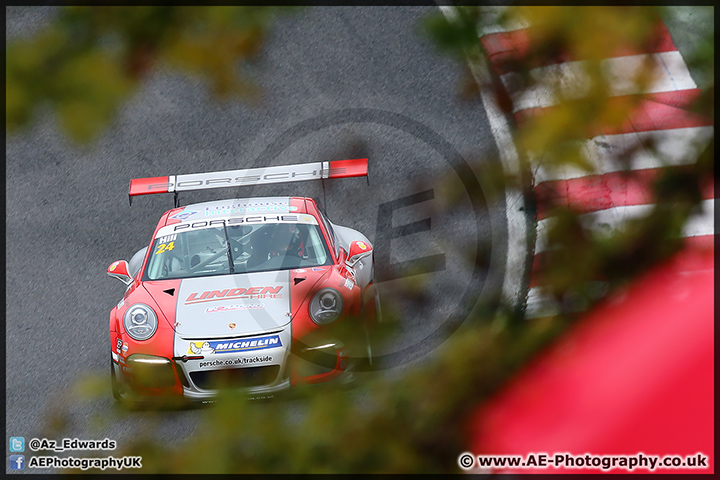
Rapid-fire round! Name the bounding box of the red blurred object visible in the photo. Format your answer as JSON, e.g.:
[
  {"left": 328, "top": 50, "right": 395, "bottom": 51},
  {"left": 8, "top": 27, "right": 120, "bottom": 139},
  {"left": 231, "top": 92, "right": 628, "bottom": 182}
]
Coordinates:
[{"left": 470, "top": 237, "right": 714, "bottom": 474}]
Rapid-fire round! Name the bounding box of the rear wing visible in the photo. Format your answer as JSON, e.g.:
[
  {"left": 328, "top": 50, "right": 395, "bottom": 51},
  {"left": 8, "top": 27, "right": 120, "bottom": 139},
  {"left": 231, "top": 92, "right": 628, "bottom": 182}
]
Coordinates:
[{"left": 128, "top": 158, "right": 368, "bottom": 206}]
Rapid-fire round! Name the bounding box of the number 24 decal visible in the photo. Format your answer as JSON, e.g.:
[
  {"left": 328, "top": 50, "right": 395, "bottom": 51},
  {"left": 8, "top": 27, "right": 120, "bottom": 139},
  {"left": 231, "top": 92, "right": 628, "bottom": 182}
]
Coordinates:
[{"left": 155, "top": 241, "right": 175, "bottom": 255}]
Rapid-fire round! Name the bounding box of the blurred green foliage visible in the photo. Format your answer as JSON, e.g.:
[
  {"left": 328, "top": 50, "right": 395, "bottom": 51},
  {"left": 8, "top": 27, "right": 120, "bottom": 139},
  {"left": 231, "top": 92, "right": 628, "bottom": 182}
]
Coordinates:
[
  {"left": 6, "top": 6, "right": 298, "bottom": 143},
  {"left": 30, "top": 6, "right": 713, "bottom": 474},
  {"left": 52, "top": 313, "right": 565, "bottom": 474}
]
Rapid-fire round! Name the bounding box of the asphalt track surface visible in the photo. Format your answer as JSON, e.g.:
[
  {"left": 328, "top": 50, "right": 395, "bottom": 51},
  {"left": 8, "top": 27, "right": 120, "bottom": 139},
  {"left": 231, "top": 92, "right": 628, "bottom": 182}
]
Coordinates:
[{"left": 6, "top": 6, "right": 509, "bottom": 470}]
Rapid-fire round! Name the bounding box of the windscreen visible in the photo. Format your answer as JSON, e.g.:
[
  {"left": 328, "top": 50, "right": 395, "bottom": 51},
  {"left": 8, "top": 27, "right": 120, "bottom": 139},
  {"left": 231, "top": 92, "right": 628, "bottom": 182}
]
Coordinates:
[{"left": 143, "top": 221, "right": 332, "bottom": 281}]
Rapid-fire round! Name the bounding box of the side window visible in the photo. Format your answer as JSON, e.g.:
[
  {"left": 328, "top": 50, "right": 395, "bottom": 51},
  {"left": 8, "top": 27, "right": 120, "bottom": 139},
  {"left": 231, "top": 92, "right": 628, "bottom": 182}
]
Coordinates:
[
  {"left": 317, "top": 208, "right": 339, "bottom": 258},
  {"left": 128, "top": 247, "right": 148, "bottom": 278}
]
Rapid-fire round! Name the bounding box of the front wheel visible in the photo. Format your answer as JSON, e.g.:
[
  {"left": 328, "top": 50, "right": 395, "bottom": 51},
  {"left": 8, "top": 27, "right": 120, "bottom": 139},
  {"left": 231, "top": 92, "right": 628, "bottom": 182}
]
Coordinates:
[
  {"left": 363, "top": 322, "right": 373, "bottom": 367},
  {"left": 355, "top": 285, "right": 381, "bottom": 372},
  {"left": 110, "top": 358, "right": 141, "bottom": 409},
  {"left": 110, "top": 359, "right": 123, "bottom": 401}
]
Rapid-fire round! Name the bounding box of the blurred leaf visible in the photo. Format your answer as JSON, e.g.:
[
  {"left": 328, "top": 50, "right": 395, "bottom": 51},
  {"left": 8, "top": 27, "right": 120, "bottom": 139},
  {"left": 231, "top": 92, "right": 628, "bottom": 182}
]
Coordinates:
[
  {"left": 422, "top": 8, "right": 483, "bottom": 58},
  {"left": 6, "top": 6, "right": 298, "bottom": 143}
]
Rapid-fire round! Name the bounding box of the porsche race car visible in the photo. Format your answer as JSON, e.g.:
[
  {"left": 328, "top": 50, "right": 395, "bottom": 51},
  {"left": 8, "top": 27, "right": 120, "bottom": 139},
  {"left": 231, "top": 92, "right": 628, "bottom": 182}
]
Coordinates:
[{"left": 106, "top": 159, "right": 379, "bottom": 403}]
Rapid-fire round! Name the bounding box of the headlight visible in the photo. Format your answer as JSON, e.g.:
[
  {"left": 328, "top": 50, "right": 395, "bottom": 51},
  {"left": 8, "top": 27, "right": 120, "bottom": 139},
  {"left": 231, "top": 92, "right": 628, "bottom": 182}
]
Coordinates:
[
  {"left": 309, "top": 288, "right": 344, "bottom": 325},
  {"left": 123, "top": 303, "right": 158, "bottom": 341}
]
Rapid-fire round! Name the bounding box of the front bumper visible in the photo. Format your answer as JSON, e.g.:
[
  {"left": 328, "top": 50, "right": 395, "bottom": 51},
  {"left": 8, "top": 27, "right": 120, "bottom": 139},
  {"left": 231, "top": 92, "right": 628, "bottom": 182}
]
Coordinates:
[
  {"left": 173, "top": 327, "right": 292, "bottom": 399},
  {"left": 113, "top": 326, "right": 352, "bottom": 402},
  {"left": 182, "top": 377, "right": 291, "bottom": 401}
]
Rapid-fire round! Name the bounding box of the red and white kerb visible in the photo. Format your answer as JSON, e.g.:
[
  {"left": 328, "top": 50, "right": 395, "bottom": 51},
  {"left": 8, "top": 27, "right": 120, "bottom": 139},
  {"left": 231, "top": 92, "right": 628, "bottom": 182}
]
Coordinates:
[{"left": 477, "top": 9, "right": 714, "bottom": 318}]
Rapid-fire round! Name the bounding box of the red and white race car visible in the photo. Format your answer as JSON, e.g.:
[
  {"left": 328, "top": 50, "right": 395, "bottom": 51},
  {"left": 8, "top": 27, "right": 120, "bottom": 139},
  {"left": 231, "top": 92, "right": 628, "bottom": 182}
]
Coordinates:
[{"left": 106, "top": 159, "right": 380, "bottom": 403}]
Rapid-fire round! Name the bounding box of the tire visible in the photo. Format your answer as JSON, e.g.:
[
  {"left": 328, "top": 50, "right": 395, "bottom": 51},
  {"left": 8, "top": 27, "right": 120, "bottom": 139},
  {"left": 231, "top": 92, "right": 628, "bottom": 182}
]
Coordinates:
[
  {"left": 362, "top": 275, "right": 382, "bottom": 369},
  {"left": 110, "top": 358, "right": 123, "bottom": 401},
  {"left": 363, "top": 322, "right": 373, "bottom": 368},
  {"left": 110, "top": 358, "right": 141, "bottom": 409}
]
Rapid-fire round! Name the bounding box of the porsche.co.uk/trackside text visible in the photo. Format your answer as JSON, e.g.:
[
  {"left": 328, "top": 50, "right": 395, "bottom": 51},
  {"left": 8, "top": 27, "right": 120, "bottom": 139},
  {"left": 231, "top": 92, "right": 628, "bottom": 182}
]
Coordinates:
[{"left": 198, "top": 355, "right": 273, "bottom": 368}]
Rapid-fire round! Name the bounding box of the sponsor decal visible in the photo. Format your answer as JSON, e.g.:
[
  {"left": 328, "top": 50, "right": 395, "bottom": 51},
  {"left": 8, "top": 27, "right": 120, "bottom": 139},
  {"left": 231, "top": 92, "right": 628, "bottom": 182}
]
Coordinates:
[
  {"left": 294, "top": 269, "right": 307, "bottom": 273},
  {"left": 204, "top": 200, "right": 297, "bottom": 217},
  {"left": 187, "top": 334, "right": 282, "bottom": 355},
  {"left": 170, "top": 214, "right": 317, "bottom": 232},
  {"left": 357, "top": 241, "right": 368, "bottom": 250},
  {"left": 204, "top": 303, "right": 264, "bottom": 313},
  {"left": 171, "top": 211, "right": 197, "bottom": 221},
  {"left": 312, "top": 267, "right": 327, "bottom": 272},
  {"left": 229, "top": 323, "right": 236, "bottom": 330},
  {"left": 185, "top": 286, "right": 283, "bottom": 304},
  {"left": 173, "top": 165, "right": 326, "bottom": 192},
  {"left": 154, "top": 234, "right": 177, "bottom": 255},
  {"left": 198, "top": 355, "right": 273, "bottom": 368},
  {"left": 344, "top": 278, "right": 355, "bottom": 290},
  {"left": 115, "top": 338, "right": 122, "bottom": 353},
  {"left": 109, "top": 261, "right": 120, "bottom": 272},
  {"left": 121, "top": 343, "right": 128, "bottom": 353},
  {"left": 157, "top": 234, "right": 177, "bottom": 244}
]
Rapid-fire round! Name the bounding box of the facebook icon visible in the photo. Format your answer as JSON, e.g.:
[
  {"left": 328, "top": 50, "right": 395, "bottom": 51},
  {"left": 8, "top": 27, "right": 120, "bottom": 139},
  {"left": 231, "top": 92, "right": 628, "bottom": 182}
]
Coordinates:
[{"left": 9, "top": 455, "right": 25, "bottom": 470}]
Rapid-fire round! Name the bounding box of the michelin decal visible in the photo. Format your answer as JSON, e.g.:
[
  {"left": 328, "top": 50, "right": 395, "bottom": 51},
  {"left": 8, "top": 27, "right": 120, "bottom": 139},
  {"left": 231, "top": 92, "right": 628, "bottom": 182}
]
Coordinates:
[{"left": 187, "top": 334, "right": 282, "bottom": 355}]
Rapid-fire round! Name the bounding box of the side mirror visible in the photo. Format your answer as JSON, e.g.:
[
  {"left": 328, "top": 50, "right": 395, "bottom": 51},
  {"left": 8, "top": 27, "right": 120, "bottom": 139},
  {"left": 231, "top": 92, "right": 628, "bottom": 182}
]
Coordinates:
[
  {"left": 107, "top": 260, "right": 133, "bottom": 286},
  {"left": 346, "top": 240, "right": 373, "bottom": 267}
]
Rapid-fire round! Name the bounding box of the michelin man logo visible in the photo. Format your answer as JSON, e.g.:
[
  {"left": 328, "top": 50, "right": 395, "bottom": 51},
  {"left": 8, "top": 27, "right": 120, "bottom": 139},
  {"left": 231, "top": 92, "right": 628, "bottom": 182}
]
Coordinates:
[{"left": 189, "top": 341, "right": 215, "bottom": 355}]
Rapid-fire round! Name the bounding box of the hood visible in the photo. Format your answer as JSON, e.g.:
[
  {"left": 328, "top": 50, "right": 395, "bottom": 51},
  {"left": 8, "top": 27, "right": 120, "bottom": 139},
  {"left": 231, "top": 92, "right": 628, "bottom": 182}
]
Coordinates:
[
  {"left": 174, "top": 271, "right": 292, "bottom": 339},
  {"left": 289, "top": 266, "right": 333, "bottom": 317}
]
